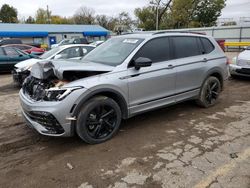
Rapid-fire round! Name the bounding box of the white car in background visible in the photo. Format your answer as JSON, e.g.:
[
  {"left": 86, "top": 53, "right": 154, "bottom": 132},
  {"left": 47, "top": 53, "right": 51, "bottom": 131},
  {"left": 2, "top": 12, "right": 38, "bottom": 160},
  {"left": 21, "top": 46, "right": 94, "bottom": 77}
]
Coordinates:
[
  {"left": 12, "top": 44, "right": 95, "bottom": 85},
  {"left": 229, "top": 46, "right": 250, "bottom": 78},
  {"left": 51, "top": 39, "right": 70, "bottom": 48}
]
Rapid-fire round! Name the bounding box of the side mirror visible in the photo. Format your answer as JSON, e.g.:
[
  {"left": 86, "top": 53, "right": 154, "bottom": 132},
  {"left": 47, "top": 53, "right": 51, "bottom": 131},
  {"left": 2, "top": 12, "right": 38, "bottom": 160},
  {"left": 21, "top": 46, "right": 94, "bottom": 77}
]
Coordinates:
[
  {"left": 134, "top": 57, "right": 152, "bottom": 70},
  {"left": 54, "top": 54, "right": 62, "bottom": 59}
]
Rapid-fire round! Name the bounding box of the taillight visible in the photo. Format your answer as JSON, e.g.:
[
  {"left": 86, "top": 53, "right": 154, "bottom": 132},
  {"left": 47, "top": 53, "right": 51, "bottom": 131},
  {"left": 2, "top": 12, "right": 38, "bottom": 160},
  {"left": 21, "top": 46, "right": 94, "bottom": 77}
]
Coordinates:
[{"left": 226, "top": 58, "right": 230, "bottom": 65}]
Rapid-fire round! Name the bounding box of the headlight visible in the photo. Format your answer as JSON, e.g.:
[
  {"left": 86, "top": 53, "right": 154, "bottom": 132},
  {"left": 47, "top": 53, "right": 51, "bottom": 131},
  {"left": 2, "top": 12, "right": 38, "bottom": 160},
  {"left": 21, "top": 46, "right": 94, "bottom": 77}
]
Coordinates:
[{"left": 45, "top": 86, "right": 83, "bottom": 101}]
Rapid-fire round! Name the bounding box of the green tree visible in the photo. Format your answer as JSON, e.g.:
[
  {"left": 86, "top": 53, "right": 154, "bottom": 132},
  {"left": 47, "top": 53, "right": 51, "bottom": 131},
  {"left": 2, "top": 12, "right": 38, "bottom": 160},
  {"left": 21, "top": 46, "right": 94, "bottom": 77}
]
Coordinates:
[
  {"left": 51, "top": 15, "right": 72, "bottom": 24},
  {"left": 135, "top": 7, "right": 155, "bottom": 30},
  {"left": 193, "top": 0, "right": 226, "bottom": 27},
  {"left": 35, "top": 8, "right": 51, "bottom": 24},
  {"left": 0, "top": 4, "right": 18, "bottom": 23}
]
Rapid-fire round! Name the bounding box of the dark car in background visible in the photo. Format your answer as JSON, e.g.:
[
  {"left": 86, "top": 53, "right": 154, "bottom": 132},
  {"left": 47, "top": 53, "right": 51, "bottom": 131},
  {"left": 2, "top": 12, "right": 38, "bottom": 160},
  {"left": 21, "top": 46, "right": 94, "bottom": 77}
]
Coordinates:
[
  {"left": 0, "top": 46, "right": 35, "bottom": 72},
  {"left": 2, "top": 44, "right": 45, "bottom": 55}
]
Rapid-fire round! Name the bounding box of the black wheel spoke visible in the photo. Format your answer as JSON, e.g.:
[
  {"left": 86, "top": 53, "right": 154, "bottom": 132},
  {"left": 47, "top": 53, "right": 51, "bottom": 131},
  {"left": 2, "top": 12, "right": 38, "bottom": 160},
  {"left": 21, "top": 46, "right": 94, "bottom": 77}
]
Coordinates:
[
  {"left": 86, "top": 104, "right": 117, "bottom": 140},
  {"left": 101, "top": 109, "right": 114, "bottom": 119},
  {"left": 103, "top": 120, "right": 114, "bottom": 131},
  {"left": 211, "top": 82, "right": 217, "bottom": 90},
  {"left": 93, "top": 125, "right": 102, "bottom": 138}
]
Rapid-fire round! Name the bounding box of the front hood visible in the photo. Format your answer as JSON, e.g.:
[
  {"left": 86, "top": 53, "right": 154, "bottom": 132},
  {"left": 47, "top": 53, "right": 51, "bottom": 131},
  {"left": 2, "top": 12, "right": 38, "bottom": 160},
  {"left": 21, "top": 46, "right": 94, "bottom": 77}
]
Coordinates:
[
  {"left": 30, "top": 59, "right": 114, "bottom": 80},
  {"left": 15, "top": 58, "right": 43, "bottom": 69}
]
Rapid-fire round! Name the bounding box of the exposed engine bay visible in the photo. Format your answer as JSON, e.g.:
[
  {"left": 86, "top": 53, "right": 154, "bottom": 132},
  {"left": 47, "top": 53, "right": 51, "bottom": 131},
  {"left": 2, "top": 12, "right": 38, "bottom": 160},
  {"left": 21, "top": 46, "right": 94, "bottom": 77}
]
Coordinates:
[{"left": 22, "top": 60, "right": 112, "bottom": 101}]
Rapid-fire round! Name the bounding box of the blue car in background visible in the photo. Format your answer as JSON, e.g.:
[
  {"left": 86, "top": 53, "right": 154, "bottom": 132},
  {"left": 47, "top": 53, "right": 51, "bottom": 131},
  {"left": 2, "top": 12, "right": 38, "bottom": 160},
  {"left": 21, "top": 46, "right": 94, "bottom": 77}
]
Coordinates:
[{"left": 0, "top": 46, "right": 35, "bottom": 72}]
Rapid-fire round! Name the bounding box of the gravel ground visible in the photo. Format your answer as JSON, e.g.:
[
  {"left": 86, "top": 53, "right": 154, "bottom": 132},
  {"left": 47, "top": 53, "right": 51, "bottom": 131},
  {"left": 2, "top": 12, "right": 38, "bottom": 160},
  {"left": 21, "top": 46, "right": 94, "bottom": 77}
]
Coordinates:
[{"left": 0, "top": 52, "right": 249, "bottom": 188}]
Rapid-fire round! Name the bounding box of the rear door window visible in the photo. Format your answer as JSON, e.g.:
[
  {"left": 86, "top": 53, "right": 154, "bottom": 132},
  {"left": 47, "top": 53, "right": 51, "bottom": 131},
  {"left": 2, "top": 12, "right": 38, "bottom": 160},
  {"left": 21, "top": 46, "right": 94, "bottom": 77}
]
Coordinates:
[
  {"left": 172, "top": 36, "right": 202, "bottom": 59},
  {"left": 4, "top": 47, "right": 19, "bottom": 56},
  {"left": 133, "top": 37, "right": 171, "bottom": 63}
]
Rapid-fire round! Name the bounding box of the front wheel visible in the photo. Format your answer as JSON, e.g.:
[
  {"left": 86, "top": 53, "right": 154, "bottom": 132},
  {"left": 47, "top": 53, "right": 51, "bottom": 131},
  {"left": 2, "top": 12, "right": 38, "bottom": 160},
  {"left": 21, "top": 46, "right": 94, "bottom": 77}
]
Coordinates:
[
  {"left": 196, "top": 76, "right": 221, "bottom": 108},
  {"left": 76, "top": 96, "right": 121, "bottom": 144}
]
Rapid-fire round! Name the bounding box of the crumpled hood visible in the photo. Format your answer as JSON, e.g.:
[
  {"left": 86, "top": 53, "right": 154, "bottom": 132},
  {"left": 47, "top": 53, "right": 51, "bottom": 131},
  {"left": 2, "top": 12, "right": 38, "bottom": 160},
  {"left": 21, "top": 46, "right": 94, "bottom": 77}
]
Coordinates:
[
  {"left": 30, "top": 59, "right": 114, "bottom": 80},
  {"left": 238, "top": 50, "right": 250, "bottom": 61},
  {"left": 15, "top": 58, "right": 43, "bottom": 69}
]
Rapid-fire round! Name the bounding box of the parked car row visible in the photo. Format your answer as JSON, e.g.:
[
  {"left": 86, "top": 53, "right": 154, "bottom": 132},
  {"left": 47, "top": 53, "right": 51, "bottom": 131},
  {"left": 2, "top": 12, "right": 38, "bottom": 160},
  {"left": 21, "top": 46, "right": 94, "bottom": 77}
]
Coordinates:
[
  {"left": 19, "top": 32, "right": 229, "bottom": 144},
  {"left": 13, "top": 44, "right": 95, "bottom": 85}
]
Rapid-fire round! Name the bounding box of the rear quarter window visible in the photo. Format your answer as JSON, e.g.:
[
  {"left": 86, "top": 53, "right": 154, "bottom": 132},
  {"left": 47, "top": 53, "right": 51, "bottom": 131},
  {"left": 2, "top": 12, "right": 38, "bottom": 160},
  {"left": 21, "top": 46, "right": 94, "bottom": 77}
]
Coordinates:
[{"left": 200, "top": 37, "right": 215, "bottom": 54}]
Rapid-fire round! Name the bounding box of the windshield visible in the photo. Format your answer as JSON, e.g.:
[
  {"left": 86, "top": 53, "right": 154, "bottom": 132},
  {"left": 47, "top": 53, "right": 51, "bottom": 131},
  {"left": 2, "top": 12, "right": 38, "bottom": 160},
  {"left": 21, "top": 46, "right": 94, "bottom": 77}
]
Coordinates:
[
  {"left": 39, "top": 47, "right": 62, "bottom": 59},
  {"left": 83, "top": 37, "right": 144, "bottom": 66},
  {"left": 246, "top": 46, "right": 250, "bottom": 50}
]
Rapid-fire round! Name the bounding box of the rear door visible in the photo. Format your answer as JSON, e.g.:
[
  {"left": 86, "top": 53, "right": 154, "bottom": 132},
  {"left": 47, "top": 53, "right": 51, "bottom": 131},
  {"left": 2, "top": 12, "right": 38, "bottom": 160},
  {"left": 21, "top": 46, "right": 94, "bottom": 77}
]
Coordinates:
[
  {"left": 171, "top": 36, "right": 206, "bottom": 101},
  {"left": 127, "top": 37, "right": 176, "bottom": 114}
]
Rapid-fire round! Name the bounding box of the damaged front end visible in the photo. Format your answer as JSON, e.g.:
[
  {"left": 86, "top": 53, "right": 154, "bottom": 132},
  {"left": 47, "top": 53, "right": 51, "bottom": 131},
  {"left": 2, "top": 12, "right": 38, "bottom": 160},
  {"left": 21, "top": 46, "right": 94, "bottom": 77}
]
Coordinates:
[{"left": 22, "top": 60, "right": 111, "bottom": 101}]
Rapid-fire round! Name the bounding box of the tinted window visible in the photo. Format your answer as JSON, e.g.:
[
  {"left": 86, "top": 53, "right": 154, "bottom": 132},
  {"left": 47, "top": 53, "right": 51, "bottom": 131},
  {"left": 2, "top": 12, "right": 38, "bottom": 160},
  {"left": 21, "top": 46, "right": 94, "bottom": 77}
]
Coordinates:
[
  {"left": 172, "top": 37, "right": 201, "bottom": 59},
  {"left": 4, "top": 47, "right": 19, "bottom": 56},
  {"left": 81, "top": 46, "right": 94, "bottom": 55},
  {"left": 59, "top": 47, "right": 81, "bottom": 59},
  {"left": 133, "top": 37, "right": 171, "bottom": 63},
  {"left": 200, "top": 37, "right": 214, "bottom": 54}
]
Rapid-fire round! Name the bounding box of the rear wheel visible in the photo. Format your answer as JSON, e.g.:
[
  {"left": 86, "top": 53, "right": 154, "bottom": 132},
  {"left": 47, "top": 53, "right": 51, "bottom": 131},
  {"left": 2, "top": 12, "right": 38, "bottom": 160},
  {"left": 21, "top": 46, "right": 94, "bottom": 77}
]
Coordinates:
[
  {"left": 76, "top": 96, "right": 121, "bottom": 144},
  {"left": 196, "top": 76, "right": 221, "bottom": 108}
]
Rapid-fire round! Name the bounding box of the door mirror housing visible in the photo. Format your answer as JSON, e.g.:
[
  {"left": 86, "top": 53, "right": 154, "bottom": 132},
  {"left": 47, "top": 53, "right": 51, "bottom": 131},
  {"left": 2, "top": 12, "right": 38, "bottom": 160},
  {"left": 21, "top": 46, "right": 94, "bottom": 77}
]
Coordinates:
[{"left": 134, "top": 57, "right": 152, "bottom": 70}]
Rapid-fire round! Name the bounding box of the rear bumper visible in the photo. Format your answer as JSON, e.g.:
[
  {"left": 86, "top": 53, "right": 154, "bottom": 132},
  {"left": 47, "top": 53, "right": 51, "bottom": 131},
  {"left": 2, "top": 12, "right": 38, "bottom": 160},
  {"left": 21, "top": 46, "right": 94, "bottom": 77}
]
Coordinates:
[{"left": 229, "top": 64, "right": 250, "bottom": 77}]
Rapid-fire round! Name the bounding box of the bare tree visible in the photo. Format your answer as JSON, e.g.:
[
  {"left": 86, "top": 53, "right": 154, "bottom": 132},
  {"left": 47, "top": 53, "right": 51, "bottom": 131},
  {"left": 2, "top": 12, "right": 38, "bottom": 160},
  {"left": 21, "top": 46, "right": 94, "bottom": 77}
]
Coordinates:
[{"left": 73, "top": 6, "right": 95, "bottom": 24}]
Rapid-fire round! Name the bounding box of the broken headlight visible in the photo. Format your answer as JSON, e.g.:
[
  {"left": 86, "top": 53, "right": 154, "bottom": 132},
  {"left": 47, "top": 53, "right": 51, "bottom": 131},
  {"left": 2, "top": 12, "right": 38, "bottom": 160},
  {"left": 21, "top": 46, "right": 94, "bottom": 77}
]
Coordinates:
[{"left": 45, "top": 86, "right": 83, "bottom": 101}]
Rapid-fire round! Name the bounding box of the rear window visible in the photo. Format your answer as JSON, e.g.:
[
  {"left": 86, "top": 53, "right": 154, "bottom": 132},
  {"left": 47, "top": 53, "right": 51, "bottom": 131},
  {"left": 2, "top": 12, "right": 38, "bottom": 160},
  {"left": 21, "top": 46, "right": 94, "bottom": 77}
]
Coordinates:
[
  {"left": 200, "top": 37, "right": 214, "bottom": 54},
  {"left": 172, "top": 36, "right": 201, "bottom": 59}
]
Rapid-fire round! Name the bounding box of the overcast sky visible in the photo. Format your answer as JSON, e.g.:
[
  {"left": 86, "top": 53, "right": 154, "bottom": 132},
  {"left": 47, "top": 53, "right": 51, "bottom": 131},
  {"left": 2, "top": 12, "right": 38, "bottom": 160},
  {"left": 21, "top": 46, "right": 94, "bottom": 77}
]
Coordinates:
[{"left": 1, "top": 0, "right": 250, "bottom": 20}]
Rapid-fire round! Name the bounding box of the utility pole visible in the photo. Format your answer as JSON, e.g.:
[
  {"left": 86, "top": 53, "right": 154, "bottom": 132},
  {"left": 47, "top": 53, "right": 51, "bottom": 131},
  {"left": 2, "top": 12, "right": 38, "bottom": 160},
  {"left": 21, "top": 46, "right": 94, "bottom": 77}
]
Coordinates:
[
  {"left": 151, "top": 0, "right": 161, "bottom": 30},
  {"left": 46, "top": 5, "right": 51, "bottom": 24}
]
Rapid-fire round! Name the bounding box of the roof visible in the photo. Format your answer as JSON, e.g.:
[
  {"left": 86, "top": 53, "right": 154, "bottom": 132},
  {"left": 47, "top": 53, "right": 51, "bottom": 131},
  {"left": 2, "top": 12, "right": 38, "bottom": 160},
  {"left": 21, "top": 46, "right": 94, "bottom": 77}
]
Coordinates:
[
  {"left": 115, "top": 31, "right": 207, "bottom": 39},
  {"left": 0, "top": 23, "right": 109, "bottom": 37}
]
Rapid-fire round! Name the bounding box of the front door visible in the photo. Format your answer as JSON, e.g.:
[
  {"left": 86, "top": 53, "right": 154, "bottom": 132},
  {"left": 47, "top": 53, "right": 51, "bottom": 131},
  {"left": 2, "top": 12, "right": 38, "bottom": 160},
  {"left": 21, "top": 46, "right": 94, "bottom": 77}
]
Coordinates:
[{"left": 127, "top": 37, "right": 176, "bottom": 115}]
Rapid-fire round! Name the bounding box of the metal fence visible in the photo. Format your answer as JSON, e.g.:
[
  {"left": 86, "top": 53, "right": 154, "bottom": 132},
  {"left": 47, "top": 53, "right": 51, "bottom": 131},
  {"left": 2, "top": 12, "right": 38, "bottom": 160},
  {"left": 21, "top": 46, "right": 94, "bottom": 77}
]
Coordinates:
[{"left": 168, "top": 26, "right": 250, "bottom": 51}]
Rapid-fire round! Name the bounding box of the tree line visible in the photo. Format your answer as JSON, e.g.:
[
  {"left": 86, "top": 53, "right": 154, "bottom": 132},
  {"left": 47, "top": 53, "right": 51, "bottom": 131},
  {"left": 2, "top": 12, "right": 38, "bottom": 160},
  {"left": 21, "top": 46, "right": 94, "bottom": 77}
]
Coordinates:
[{"left": 0, "top": 0, "right": 226, "bottom": 31}]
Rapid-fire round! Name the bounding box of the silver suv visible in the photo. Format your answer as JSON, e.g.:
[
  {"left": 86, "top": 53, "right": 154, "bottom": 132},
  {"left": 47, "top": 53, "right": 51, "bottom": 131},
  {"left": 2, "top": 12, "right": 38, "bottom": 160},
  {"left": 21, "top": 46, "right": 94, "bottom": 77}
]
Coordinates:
[{"left": 20, "top": 32, "right": 228, "bottom": 144}]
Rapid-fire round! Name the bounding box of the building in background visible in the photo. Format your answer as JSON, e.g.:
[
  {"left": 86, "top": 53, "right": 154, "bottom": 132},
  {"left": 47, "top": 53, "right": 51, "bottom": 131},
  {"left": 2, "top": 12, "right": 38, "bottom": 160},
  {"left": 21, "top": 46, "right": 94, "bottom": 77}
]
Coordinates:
[{"left": 0, "top": 23, "right": 109, "bottom": 47}]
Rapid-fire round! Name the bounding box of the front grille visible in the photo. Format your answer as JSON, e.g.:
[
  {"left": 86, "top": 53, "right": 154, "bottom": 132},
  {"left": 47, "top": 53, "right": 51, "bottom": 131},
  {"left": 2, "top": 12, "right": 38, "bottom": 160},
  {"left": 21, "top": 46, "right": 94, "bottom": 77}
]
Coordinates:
[{"left": 25, "top": 110, "right": 64, "bottom": 134}]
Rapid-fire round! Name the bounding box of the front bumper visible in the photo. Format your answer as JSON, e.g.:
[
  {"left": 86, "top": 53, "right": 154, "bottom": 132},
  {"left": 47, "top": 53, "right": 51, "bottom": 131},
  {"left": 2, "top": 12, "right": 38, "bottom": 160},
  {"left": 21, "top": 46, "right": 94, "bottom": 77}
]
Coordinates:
[
  {"left": 229, "top": 64, "right": 250, "bottom": 77},
  {"left": 19, "top": 87, "right": 87, "bottom": 137}
]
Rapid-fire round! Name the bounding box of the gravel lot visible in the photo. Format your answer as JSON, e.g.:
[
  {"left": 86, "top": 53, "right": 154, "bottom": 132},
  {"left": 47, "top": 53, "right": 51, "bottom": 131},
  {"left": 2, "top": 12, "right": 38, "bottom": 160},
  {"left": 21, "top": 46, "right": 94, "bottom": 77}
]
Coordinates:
[{"left": 0, "top": 52, "right": 249, "bottom": 188}]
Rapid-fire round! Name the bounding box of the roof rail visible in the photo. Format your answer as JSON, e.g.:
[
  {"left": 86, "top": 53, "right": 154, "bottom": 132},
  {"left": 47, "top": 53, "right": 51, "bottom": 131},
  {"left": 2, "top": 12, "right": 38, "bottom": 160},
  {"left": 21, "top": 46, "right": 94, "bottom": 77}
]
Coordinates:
[{"left": 152, "top": 30, "right": 206, "bottom": 35}]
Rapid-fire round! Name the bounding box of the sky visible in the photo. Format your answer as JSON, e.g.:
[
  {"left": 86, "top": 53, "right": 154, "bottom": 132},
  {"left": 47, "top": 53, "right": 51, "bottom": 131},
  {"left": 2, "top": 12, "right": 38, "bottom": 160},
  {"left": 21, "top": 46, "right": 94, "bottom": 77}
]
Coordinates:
[{"left": 1, "top": 0, "right": 250, "bottom": 20}]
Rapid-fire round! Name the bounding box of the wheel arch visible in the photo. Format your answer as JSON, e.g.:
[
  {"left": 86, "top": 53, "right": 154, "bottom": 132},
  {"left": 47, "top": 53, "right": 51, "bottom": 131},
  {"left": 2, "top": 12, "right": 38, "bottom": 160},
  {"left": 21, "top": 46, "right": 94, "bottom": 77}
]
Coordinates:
[
  {"left": 72, "top": 88, "right": 129, "bottom": 120},
  {"left": 205, "top": 68, "right": 224, "bottom": 89}
]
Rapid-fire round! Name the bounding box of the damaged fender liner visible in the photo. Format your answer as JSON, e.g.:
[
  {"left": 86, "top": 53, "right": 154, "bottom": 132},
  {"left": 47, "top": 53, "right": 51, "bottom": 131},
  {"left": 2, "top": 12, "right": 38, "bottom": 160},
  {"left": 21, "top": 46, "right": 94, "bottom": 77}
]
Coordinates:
[{"left": 23, "top": 60, "right": 112, "bottom": 101}]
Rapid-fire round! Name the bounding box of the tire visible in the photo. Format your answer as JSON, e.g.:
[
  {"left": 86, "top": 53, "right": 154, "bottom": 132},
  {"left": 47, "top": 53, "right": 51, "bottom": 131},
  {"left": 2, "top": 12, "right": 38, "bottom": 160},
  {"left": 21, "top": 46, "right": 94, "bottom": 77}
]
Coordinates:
[
  {"left": 76, "top": 96, "right": 122, "bottom": 144},
  {"left": 196, "top": 76, "right": 221, "bottom": 108}
]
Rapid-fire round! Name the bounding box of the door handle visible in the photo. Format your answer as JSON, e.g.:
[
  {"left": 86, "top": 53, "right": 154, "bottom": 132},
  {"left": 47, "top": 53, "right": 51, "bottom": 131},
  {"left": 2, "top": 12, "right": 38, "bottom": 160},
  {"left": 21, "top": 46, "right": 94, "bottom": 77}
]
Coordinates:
[
  {"left": 167, "top": 64, "right": 174, "bottom": 69},
  {"left": 202, "top": 58, "right": 208, "bottom": 62}
]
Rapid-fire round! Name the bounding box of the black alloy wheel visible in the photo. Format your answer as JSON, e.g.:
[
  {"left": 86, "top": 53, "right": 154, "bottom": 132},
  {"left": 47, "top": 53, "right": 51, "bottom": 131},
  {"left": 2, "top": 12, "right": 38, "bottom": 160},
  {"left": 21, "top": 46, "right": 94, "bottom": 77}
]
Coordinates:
[{"left": 76, "top": 96, "right": 121, "bottom": 144}]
